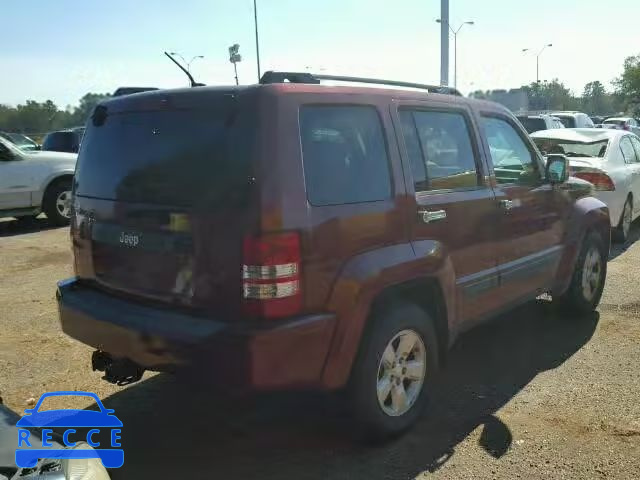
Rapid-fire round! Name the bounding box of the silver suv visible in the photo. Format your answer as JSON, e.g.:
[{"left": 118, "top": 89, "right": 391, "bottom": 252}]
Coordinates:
[
  {"left": 550, "top": 111, "right": 595, "bottom": 128},
  {"left": 517, "top": 114, "right": 564, "bottom": 133},
  {"left": 0, "top": 136, "right": 76, "bottom": 225}
]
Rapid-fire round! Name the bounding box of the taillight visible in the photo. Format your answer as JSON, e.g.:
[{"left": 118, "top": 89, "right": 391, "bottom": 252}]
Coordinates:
[
  {"left": 623, "top": 124, "right": 631, "bottom": 131},
  {"left": 573, "top": 171, "right": 615, "bottom": 191},
  {"left": 242, "top": 232, "right": 302, "bottom": 318}
]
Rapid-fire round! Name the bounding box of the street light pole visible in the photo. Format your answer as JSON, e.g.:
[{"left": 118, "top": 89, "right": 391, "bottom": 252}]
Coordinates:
[
  {"left": 522, "top": 44, "right": 552, "bottom": 83},
  {"left": 186, "top": 55, "right": 204, "bottom": 73},
  {"left": 440, "top": 0, "right": 449, "bottom": 86},
  {"left": 436, "top": 19, "right": 474, "bottom": 90},
  {"left": 253, "top": 0, "right": 261, "bottom": 81},
  {"left": 169, "top": 52, "right": 204, "bottom": 73}
]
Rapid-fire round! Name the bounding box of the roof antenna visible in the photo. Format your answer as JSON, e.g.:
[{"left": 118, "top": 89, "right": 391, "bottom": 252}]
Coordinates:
[{"left": 164, "top": 51, "right": 205, "bottom": 87}]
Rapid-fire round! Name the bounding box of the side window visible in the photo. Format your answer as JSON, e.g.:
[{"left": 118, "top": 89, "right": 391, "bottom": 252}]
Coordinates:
[
  {"left": 299, "top": 105, "right": 391, "bottom": 206},
  {"left": 629, "top": 136, "right": 640, "bottom": 162},
  {"left": 481, "top": 116, "right": 540, "bottom": 185},
  {"left": 399, "top": 109, "right": 480, "bottom": 192},
  {"left": 620, "top": 137, "right": 638, "bottom": 164}
]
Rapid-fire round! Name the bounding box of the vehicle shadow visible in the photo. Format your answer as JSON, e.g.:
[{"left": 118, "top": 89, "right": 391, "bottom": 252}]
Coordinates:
[
  {"left": 101, "top": 300, "right": 598, "bottom": 480},
  {"left": 609, "top": 220, "right": 640, "bottom": 260},
  {"left": 0, "top": 216, "right": 62, "bottom": 238}
]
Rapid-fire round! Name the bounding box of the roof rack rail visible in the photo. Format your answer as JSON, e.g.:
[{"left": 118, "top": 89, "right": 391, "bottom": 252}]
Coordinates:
[{"left": 259, "top": 71, "right": 462, "bottom": 96}]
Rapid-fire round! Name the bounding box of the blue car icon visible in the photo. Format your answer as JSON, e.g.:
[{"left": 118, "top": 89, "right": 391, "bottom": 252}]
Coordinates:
[{"left": 15, "top": 391, "right": 123, "bottom": 469}]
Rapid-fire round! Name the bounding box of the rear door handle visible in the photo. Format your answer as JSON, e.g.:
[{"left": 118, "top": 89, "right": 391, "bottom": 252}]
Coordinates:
[
  {"left": 418, "top": 209, "right": 447, "bottom": 224},
  {"left": 499, "top": 199, "right": 514, "bottom": 211}
]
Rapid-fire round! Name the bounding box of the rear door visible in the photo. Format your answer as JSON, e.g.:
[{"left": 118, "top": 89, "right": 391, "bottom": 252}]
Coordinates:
[
  {"left": 479, "top": 113, "right": 568, "bottom": 304},
  {"left": 392, "top": 100, "right": 502, "bottom": 325}
]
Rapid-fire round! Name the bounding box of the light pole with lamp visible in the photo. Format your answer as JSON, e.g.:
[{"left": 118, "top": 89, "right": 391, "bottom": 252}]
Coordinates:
[
  {"left": 435, "top": 19, "right": 474, "bottom": 90},
  {"left": 169, "top": 52, "right": 204, "bottom": 73},
  {"left": 522, "top": 44, "right": 552, "bottom": 83}
]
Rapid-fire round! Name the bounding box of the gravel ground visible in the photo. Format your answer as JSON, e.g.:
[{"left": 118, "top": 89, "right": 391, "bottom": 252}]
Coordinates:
[{"left": 0, "top": 217, "right": 639, "bottom": 479}]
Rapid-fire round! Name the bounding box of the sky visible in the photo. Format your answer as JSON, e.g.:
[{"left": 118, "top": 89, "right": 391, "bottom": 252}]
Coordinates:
[{"left": 2, "top": 0, "right": 639, "bottom": 107}]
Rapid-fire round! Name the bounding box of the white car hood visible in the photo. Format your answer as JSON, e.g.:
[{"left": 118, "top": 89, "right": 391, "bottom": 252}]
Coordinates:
[{"left": 531, "top": 128, "right": 621, "bottom": 142}]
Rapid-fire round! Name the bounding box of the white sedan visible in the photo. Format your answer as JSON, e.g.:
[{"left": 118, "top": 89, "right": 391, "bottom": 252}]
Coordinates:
[{"left": 531, "top": 128, "right": 640, "bottom": 242}]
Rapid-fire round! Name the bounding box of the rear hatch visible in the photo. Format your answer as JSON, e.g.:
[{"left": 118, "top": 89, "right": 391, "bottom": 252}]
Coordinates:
[{"left": 72, "top": 88, "right": 258, "bottom": 317}]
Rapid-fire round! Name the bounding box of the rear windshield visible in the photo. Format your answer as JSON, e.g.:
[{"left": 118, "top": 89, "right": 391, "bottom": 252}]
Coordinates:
[
  {"left": 604, "top": 119, "right": 625, "bottom": 126},
  {"left": 43, "top": 132, "right": 78, "bottom": 152},
  {"left": 532, "top": 138, "right": 609, "bottom": 157},
  {"left": 555, "top": 116, "right": 576, "bottom": 128},
  {"left": 75, "top": 104, "right": 254, "bottom": 208},
  {"left": 517, "top": 117, "right": 547, "bottom": 133}
]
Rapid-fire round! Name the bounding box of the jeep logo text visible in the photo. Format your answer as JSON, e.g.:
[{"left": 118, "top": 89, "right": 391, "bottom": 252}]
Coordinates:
[{"left": 119, "top": 232, "right": 140, "bottom": 247}]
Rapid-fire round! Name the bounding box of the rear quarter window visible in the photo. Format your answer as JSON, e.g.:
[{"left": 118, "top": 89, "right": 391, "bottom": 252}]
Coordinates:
[{"left": 299, "top": 105, "right": 391, "bottom": 206}]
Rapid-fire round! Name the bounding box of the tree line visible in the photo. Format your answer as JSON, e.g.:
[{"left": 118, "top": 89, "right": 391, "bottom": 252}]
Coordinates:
[
  {"left": 0, "top": 93, "right": 111, "bottom": 134},
  {"left": 471, "top": 54, "right": 640, "bottom": 115}
]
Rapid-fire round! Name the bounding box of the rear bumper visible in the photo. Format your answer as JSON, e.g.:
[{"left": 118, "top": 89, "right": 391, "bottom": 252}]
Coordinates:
[{"left": 56, "top": 278, "right": 337, "bottom": 390}]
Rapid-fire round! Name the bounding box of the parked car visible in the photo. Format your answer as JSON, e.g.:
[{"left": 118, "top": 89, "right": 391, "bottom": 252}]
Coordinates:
[
  {"left": 41, "top": 129, "right": 82, "bottom": 154},
  {"left": 0, "top": 131, "right": 40, "bottom": 151},
  {"left": 590, "top": 115, "right": 605, "bottom": 126},
  {"left": 516, "top": 114, "right": 564, "bottom": 133},
  {"left": 550, "top": 111, "right": 595, "bottom": 128},
  {"left": 0, "top": 136, "right": 76, "bottom": 225},
  {"left": 600, "top": 117, "right": 640, "bottom": 135},
  {"left": 531, "top": 128, "right": 640, "bottom": 242},
  {"left": 58, "top": 72, "right": 610, "bottom": 439}
]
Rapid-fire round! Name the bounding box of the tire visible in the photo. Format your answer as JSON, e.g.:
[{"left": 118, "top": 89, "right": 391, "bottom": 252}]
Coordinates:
[
  {"left": 556, "top": 231, "right": 607, "bottom": 315},
  {"left": 349, "top": 301, "right": 439, "bottom": 440},
  {"left": 613, "top": 196, "right": 632, "bottom": 243},
  {"left": 43, "top": 178, "right": 72, "bottom": 226}
]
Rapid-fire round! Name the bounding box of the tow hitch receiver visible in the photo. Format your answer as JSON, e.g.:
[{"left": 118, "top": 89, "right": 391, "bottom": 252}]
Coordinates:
[{"left": 92, "top": 350, "right": 145, "bottom": 386}]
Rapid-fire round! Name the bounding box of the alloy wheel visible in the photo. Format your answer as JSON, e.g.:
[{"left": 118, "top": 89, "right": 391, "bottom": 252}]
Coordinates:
[
  {"left": 55, "top": 190, "right": 72, "bottom": 219},
  {"left": 376, "top": 329, "right": 426, "bottom": 417},
  {"left": 581, "top": 245, "right": 602, "bottom": 302}
]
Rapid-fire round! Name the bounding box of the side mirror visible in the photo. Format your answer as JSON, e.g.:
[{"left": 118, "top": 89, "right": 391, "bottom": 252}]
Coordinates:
[{"left": 546, "top": 154, "right": 569, "bottom": 184}]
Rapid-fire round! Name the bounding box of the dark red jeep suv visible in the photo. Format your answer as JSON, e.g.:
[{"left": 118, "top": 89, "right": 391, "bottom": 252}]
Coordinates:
[{"left": 57, "top": 72, "right": 610, "bottom": 438}]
